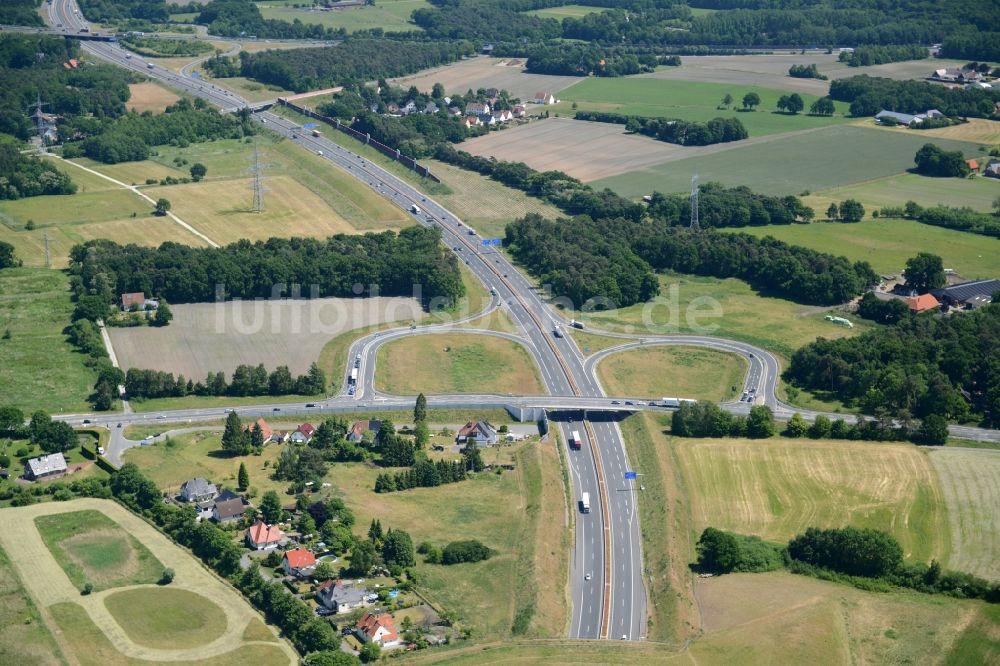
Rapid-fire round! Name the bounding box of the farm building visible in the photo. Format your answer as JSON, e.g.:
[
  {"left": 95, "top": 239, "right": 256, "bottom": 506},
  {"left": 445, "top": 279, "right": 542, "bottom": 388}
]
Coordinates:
[
  {"left": 120, "top": 292, "right": 159, "bottom": 312},
  {"left": 905, "top": 293, "right": 940, "bottom": 313},
  {"left": 356, "top": 612, "right": 401, "bottom": 647},
  {"left": 316, "top": 579, "right": 372, "bottom": 613},
  {"left": 875, "top": 110, "right": 924, "bottom": 126},
  {"left": 985, "top": 160, "right": 1000, "bottom": 179},
  {"left": 283, "top": 548, "right": 317, "bottom": 577},
  {"left": 246, "top": 520, "right": 285, "bottom": 550},
  {"left": 23, "top": 452, "right": 67, "bottom": 481},
  {"left": 456, "top": 421, "right": 498, "bottom": 446},
  {"left": 966, "top": 158, "right": 980, "bottom": 171},
  {"left": 180, "top": 477, "right": 217, "bottom": 504},
  {"left": 932, "top": 279, "right": 1000, "bottom": 309}
]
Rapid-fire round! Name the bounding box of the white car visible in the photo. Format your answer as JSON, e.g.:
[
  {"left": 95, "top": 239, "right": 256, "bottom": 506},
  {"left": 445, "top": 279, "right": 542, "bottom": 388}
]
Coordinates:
[
  {"left": 584, "top": 573, "right": 591, "bottom": 580},
  {"left": 316, "top": 150, "right": 323, "bottom": 156}
]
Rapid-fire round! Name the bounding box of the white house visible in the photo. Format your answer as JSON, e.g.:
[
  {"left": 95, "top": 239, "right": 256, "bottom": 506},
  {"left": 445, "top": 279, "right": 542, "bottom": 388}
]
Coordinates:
[{"left": 532, "top": 92, "right": 556, "bottom": 105}]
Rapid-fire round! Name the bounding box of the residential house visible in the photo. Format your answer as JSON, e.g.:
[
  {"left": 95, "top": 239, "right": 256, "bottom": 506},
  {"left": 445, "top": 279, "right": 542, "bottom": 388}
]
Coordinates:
[
  {"left": 283, "top": 548, "right": 317, "bottom": 577},
  {"left": 400, "top": 100, "right": 418, "bottom": 115},
  {"left": 347, "top": 420, "right": 381, "bottom": 443},
  {"left": 462, "top": 115, "right": 480, "bottom": 128},
  {"left": 120, "top": 292, "right": 158, "bottom": 312},
  {"left": 424, "top": 102, "right": 439, "bottom": 114},
  {"left": 985, "top": 160, "right": 1000, "bottom": 179},
  {"left": 212, "top": 494, "right": 247, "bottom": 524},
  {"left": 289, "top": 423, "right": 315, "bottom": 444},
  {"left": 316, "top": 579, "right": 371, "bottom": 613},
  {"left": 447, "top": 106, "right": 462, "bottom": 117},
  {"left": 905, "top": 293, "right": 940, "bottom": 313},
  {"left": 386, "top": 102, "right": 399, "bottom": 114},
  {"left": 932, "top": 279, "right": 1000, "bottom": 309},
  {"left": 512, "top": 104, "right": 526, "bottom": 118},
  {"left": 244, "top": 417, "right": 274, "bottom": 443},
  {"left": 494, "top": 109, "right": 513, "bottom": 123},
  {"left": 874, "top": 110, "right": 923, "bottom": 126},
  {"left": 465, "top": 101, "right": 490, "bottom": 115},
  {"left": 180, "top": 477, "right": 217, "bottom": 503},
  {"left": 23, "top": 452, "right": 67, "bottom": 481},
  {"left": 533, "top": 92, "right": 556, "bottom": 105},
  {"left": 478, "top": 112, "right": 496, "bottom": 126},
  {"left": 484, "top": 88, "right": 499, "bottom": 99},
  {"left": 246, "top": 520, "right": 285, "bottom": 550},
  {"left": 356, "top": 612, "right": 401, "bottom": 647},
  {"left": 456, "top": 420, "right": 498, "bottom": 446},
  {"left": 482, "top": 42, "right": 494, "bottom": 54}
]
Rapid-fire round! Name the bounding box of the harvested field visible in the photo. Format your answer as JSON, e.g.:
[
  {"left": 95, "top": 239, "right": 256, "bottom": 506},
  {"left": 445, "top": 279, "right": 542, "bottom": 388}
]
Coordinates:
[
  {"left": 929, "top": 449, "right": 1000, "bottom": 581},
  {"left": 595, "top": 346, "right": 746, "bottom": 402},
  {"left": 390, "top": 56, "right": 582, "bottom": 103},
  {"left": 109, "top": 296, "right": 424, "bottom": 379},
  {"left": 596, "top": 124, "right": 986, "bottom": 197},
  {"left": 461, "top": 118, "right": 686, "bottom": 182},
  {"left": 894, "top": 117, "right": 1000, "bottom": 145},
  {"left": 675, "top": 438, "right": 949, "bottom": 563},
  {"left": 0, "top": 542, "right": 66, "bottom": 666},
  {"left": 127, "top": 82, "right": 182, "bottom": 113}
]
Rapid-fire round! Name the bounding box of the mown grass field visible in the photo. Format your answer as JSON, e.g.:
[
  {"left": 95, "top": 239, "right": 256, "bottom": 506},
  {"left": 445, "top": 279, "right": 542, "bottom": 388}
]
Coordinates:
[
  {"left": 575, "top": 272, "right": 872, "bottom": 358},
  {"left": 127, "top": 82, "right": 182, "bottom": 113},
  {"left": 526, "top": 4, "right": 606, "bottom": 18},
  {"left": 0, "top": 542, "right": 67, "bottom": 666},
  {"left": 730, "top": 217, "right": 1000, "bottom": 279},
  {"left": 34, "top": 510, "right": 165, "bottom": 592},
  {"left": 104, "top": 588, "right": 227, "bottom": 649},
  {"left": 805, "top": 171, "right": 1000, "bottom": 216},
  {"left": 0, "top": 269, "right": 96, "bottom": 413},
  {"left": 675, "top": 437, "right": 950, "bottom": 563},
  {"left": 596, "top": 346, "right": 746, "bottom": 401},
  {"left": 375, "top": 332, "right": 545, "bottom": 396},
  {"left": 595, "top": 124, "right": 986, "bottom": 197},
  {"left": 554, "top": 78, "right": 852, "bottom": 137},
  {"left": 929, "top": 449, "right": 1000, "bottom": 581},
  {"left": 258, "top": 0, "right": 428, "bottom": 32}
]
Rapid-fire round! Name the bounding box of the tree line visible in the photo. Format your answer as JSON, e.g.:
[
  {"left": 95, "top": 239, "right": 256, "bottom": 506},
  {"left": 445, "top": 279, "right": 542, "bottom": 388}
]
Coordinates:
[
  {"left": 828, "top": 75, "right": 1000, "bottom": 118},
  {"left": 940, "top": 29, "right": 1000, "bottom": 62},
  {"left": 574, "top": 111, "right": 748, "bottom": 146},
  {"left": 522, "top": 44, "right": 669, "bottom": 77},
  {"left": 195, "top": 0, "right": 347, "bottom": 40},
  {"left": 0, "top": 140, "right": 76, "bottom": 200},
  {"left": 78, "top": 0, "right": 200, "bottom": 24},
  {"left": 123, "top": 363, "right": 327, "bottom": 400},
  {"left": 785, "top": 303, "right": 1000, "bottom": 426},
  {"left": 839, "top": 44, "right": 928, "bottom": 67},
  {"left": 68, "top": 227, "right": 465, "bottom": 306}
]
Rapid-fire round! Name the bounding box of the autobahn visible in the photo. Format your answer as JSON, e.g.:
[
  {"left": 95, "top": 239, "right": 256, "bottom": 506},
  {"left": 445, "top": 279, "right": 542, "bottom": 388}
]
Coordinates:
[{"left": 36, "top": 0, "right": 1000, "bottom": 641}]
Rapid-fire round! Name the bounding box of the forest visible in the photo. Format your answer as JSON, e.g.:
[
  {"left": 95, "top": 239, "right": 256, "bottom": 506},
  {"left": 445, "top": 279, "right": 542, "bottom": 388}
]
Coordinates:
[
  {"left": 68, "top": 227, "right": 465, "bottom": 306},
  {"left": 828, "top": 75, "right": 1000, "bottom": 118},
  {"left": 0, "top": 0, "right": 44, "bottom": 26},
  {"left": 0, "top": 141, "right": 76, "bottom": 200},
  {"left": 574, "top": 111, "right": 748, "bottom": 146},
  {"left": 785, "top": 304, "right": 1000, "bottom": 425}
]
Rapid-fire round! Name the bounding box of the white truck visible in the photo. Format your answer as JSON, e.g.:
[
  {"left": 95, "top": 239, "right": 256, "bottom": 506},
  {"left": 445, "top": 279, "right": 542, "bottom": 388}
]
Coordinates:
[
  {"left": 580, "top": 492, "right": 591, "bottom": 514},
  {"left": 410, "top": 204, "right": 421, "bottom": 214},
  {"left": 570, "top": 319, "right": 585, "bottom": 329}
]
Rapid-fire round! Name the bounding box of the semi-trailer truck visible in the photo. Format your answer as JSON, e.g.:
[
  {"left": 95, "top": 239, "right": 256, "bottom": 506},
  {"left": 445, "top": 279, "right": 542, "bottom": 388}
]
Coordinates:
[
  {"left": 570, "top": 319, "right": 585, "bottom": 329},
  {"left": 580, "top": 492, "right": 590, "bottom": 514},
  {"left": 312, "top": 129, "right": 321, "bottom": 137},
  {"left": 570, "top": 430, "right": 582, "bottom": 450}
]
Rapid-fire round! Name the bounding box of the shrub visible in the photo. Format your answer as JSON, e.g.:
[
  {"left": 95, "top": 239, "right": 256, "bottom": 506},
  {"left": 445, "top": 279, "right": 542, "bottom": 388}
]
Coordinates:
[
  {"left": 441, "top": 539, "right": 493, "bottom": 565},
  {"left": 159, "top": 568, "right": 175, "bottom": 584}
]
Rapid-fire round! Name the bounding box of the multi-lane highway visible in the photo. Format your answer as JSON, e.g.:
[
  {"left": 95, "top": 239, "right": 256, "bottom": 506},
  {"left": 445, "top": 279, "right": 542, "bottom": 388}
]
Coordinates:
[{"left": 34, "top": 0, "right": 1000, "bottom": 643}]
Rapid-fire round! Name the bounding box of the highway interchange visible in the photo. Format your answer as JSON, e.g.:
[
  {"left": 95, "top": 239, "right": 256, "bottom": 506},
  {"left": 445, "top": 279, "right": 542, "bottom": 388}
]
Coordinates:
[{"left": 35, "top": 0, "right": 1000, "bottom": 643}]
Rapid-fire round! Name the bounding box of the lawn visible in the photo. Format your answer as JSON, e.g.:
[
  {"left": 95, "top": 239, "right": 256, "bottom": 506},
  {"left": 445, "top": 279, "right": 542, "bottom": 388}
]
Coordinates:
[
  {"left": 374, "top": 332, "right": 545, "bottom": 396},
  {"left": 594, "top": 124, "right": 987, "bottom": 197},
  {"left": 729, "top": 217, "right": 1000, "bottom": 279},
  {"left": 0, "top": 269, "right": 97, "bottom": 413},
  {"left": 553, "top": 78, "right": 853, "bottom": 137},
  {"left": 568, "top": 329, "right": 624, "bottom": 356},
  {"left": 674, "top": 437, "right": 950, "bottom": 563},
  {"left": 572, "top": 272, "right": 873, "bottom": 358},
  {"left": 526, "top": 4, "right": 606, "bottom": 19},
  {"left": 258, "top": 0, "right": 428, "bottom": 32},
  {"left": 34, "top": 510, "right": 165, "bottom": 592},
  {"left": 0, "top": 542, "right": 67, "bottom": 666},
  {"left": 104, "top": 587, "right": 227, "bottom": 649},
  {"left": 595, "top": 346, "right": 747, "bottom": 401},
  {"left": 929, "top": 449, "right": 1000, "bottom": 581}
]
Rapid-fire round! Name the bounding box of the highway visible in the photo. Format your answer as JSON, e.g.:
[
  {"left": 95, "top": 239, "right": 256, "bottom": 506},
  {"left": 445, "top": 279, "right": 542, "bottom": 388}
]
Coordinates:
[{"left": 36, "top": 0, "right": 1000, "bottom": 642}]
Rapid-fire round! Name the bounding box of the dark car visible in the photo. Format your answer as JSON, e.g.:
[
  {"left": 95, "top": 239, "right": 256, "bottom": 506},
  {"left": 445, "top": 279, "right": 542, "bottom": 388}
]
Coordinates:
[
  {"left": 611, "top": 400, "right": 620, "bottom": 405},
  {"left": 305, "top": 403, "right": 316, "bottom": 408},
  {"left": 273, "top": 407, "right": 281, "bottom": 412}
]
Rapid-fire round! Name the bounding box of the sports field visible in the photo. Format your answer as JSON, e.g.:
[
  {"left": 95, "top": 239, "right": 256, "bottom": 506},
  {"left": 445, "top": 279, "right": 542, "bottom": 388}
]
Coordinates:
[
  {"left": 0, "top": 500, "right": 294, "bottom": 665},
  {"left": 554, "top": 78, "right": 852, "bottom": 137},
  {"left": 0, "top": 269, "right": 97, "bottom": 413},
  {"left": 929, "top": 449, "right": 1000, "bottom": 581},
  {"left": 390, "top": 56, "right": 582, "bottom": 103},
  {"left": 675, "top": 437, "right": 949, "bottom": 563},
  {"left": 595, "top": 346, "right": 746, "bottom": 402},
  {"left": 374, "top": 332, "right": 545, "bottom": 396},
  {"left": 730, "top": 217, "right": 1000, "bottom": 279},
  {"left": 258, "top": 0, "right": 428, "bottom": 32},
  {"left": 596, "top": 124, "right": 987, "bottom": 197}
]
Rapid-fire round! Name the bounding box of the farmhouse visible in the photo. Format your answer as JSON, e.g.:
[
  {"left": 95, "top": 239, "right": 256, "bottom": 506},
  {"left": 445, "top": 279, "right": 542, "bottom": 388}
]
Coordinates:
[
  {"left": 456, "top": 420, "right": 498, "bottom": 446},
  {"left": 120, "top": 292, "right": 159, "bottom": 312},
  {"left": 212, "top": 493, "right": 248, "bottom": 524},
  {"left": 874, "top": 110, "right": 924, "bottom": 126},
  {"left": 23, "top": 452, "right": 67, "bottom": 481},
  {"left": 932, "top": 279, "right": 1000, "bottom": 309},
  {"left": 356, "top": 612, "right": 401, "bottom": 647},
  {"left": 348, "top": 420, "right": 381, "bottom": 443},
  {"left": 316, "top": 579, "right": 371, "bottom": 613},
  {"left": 533, "top": 92, "right": 556, "bottom": 105},
  {"left": 180, "top": 477, "right": 217, "bottom": 504},
  {"left": 932, "top": 67, "right": 983, "bottom": 83},
  {"left": 905, "top": 293, "right": 940, "bottom": 313},
  {"left": 966, "top": 158, "right": 980, "bottom": 172},
  {"left": 985, "top": 160, "right": 1000, "bottom": 178},
  {"left": 283, "top": 548, "right": 317, "bottom": 577},
  {"left": 246, "top": 520, "right": 285, "bottom": 550}
]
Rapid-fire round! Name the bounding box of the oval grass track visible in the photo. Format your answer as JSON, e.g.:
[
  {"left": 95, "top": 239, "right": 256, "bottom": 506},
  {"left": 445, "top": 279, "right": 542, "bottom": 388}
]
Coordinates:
[{"left": 104, "top": 587, "right": 227, "bottom": 650}]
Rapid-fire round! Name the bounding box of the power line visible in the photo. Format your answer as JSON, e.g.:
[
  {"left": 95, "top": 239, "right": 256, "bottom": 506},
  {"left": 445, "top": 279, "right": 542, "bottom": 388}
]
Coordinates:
[
  {"left": 43, "top": 231, "right": 51, "bottom": 268},
  {"left": 690, "top": 173, "right": 699, "bottom": 230}
]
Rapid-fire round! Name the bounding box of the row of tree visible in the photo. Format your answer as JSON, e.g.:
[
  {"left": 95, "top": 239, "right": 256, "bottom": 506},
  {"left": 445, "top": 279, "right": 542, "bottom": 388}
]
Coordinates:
[
  {"left": 573, "top": 111, "right": 748, "bottom": 146},
  {"left": 124, "top": 363, "right": 327, "bottom": 400},
  {"left": 68, "top": 227, "right": 465, "bottom": 306},
  {"left": 671, "top": 401, "right": 777, "bottom": 439},
  {"left": 788, "top": 63, "right": 826, "bottom": 80},
  {"left": 419, "top": 539, "right": 494, "bottom": 565},
  {"left": 523, "top": 44, "right": 666, "bottom": 77},
  {"left": 828, "top": 74, "right": 1000, "bottom": 118},
  {"left": 838, "top": 44, "right": 928, "bottom": 67},
  {"left": 374, "top": 459, "right": 469, "bottom": 493}
]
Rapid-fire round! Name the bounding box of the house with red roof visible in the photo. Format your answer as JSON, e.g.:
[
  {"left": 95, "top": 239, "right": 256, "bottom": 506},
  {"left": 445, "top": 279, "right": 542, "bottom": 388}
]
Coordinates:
[
  {"left": 347, "top": 420, "right": 381, "bottom": 443},
  {"left": 906, "top": 293, "right": 940, "bottom": 313},
  {"left": 356, "top": 612, "right": 401, "bottom": 647},
  {"left": 244, "top": 417, "right": 274, "bottom": 443},
  {"left": 246, "top": 520, "right": 285, "bottom": 550},
  {"left": 289, "top": 423, "right": 315, "bottom": 444},
  {"left": 282, "top": 548, "right": 317, "bottom": 577}
]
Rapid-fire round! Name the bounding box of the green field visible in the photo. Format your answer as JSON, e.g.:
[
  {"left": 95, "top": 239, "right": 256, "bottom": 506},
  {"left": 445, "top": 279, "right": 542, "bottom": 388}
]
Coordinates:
[
  {"left": 0, "top": 269, "right": 97, "bottom": 413},
  {"left": 258, "top": 0, "right": 428, "bottom": 33},
  {"left": 808, "top": 171, "right": 1000, "bottom": 215},
  {"left": 0, "top": 542, "right": 68, "bottom": 666},
  {"left": 554, "top": 78, "right": 852, "bottom": 137},
  {"left": 574, "top": 272, "right": 872, "bottom": 358},
  {"left": 596, "top": 346, "right": 746, "bottom": 402},
  {"left": 526, "top": 4, "right": 606, "bottom": 19},
  {"left": 104, "top": 587, "right": 227, "bottom": 649},
  {"left": 595, "top": 124, "right": 986, "bottom": 197},
  {"left": 375, "top": 333, "right": 545, "bottom": 396},
  {"left": 730, "top": 217, "right": 1000, "bottom": 279},
  {"left": 34, "top": 510, "right": 165, "bottom": 592}
]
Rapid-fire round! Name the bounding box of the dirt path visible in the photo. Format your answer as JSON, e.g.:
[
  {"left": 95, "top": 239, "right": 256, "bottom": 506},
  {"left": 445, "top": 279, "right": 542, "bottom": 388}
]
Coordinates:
[{"left": 0, "top": 499, "right": 296, "bottom": 664}]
